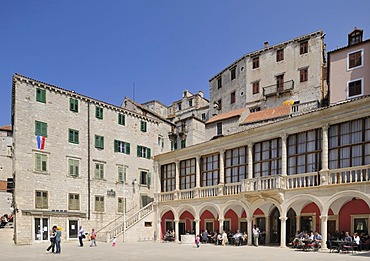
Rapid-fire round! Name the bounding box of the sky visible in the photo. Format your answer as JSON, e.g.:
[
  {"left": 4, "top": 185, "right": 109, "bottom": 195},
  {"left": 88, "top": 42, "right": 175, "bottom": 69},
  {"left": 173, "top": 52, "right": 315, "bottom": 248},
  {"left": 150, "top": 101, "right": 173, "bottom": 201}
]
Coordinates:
[{"left": 0, "top": 0, "right": 369, "bottom": 127}]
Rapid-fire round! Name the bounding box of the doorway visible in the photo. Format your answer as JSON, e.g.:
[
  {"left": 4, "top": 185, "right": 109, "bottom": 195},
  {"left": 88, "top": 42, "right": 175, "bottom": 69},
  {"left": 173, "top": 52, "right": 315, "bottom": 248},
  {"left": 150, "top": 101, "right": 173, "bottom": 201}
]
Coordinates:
[
  {"left": 179, "top": 222, "right": 186, "bottom": 241},
  {"left": 286, "top": 208, "right": 296, "bottom": 244},
  {"left": 34, "top": 217, "right": 49, "bottom": 242},
  {"left": 270, "top": 207, "right": 280, "bottom": 244},
  {"left": 69, "top": 220, "right": 78, "bottom": 239}
]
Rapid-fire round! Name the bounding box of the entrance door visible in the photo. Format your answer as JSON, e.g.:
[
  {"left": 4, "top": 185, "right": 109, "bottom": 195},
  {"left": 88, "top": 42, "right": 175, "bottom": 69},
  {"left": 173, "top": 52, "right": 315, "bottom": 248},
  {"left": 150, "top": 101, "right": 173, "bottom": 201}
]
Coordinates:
[
  {"left": 179, "top": 222, "right": 186, "bottom": 241},
  {"left": 327, "top": 220, "right": 336, "bottom": 237},
  {"left": 34, "top": 217, "right": 49, "bottom": 242},
  {"left": 240, "top": 221, "right": 247, "bottom": 233},
  {"left": 270, "top": 207, "right": 281, "bottom": 244},
  {"left": 69, "top": 220, "right": 78, "bottom": 239},
  {"left": 300, "top": 216, "right": 313, "bottom": 232},
  {"left": 205, "top": 221, "right": 214, "bottom": 232}
]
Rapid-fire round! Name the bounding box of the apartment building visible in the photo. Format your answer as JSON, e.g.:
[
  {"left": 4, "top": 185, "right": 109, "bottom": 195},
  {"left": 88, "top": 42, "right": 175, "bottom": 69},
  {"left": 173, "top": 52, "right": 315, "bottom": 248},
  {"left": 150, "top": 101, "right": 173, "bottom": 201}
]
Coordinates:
[
  {"left": 328, "top": 28, "right": 370, "bottom": 104},
  {"left": 11, "top": 74, "right": 173, "bottom": 244},
  {"left": 0, "top": 125, "right": 13, "bottom": 215}
]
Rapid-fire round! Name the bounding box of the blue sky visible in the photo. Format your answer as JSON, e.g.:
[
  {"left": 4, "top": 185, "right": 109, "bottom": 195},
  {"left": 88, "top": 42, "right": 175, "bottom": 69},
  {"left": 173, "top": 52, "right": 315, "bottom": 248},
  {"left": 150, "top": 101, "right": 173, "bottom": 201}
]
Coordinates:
[{"left": 0, "top": 0, "right": 369, "bottom": 126}]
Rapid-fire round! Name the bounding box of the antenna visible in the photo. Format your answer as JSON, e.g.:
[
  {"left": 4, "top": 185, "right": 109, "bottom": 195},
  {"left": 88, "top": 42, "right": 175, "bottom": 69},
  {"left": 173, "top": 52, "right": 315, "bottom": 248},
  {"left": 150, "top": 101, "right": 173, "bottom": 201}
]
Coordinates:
[{"left": 133, "top": 82, "right": 135, "bottom": 101}]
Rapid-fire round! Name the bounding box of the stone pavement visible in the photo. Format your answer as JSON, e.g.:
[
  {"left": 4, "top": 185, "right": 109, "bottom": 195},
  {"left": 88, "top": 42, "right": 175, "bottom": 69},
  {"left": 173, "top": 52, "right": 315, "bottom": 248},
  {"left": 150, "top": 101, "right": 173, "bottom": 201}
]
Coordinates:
[{"left": 1, "top": 230, "right": 370, "bottom": 261}]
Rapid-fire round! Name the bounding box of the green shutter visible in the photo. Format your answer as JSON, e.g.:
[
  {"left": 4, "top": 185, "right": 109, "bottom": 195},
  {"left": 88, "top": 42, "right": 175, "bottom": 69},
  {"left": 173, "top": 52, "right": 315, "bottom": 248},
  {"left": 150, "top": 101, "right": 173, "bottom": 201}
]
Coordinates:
[
  {"left": 137, "top": 145, "right": 141, "bottom": 157},
  {"left": 147, "top": 172, "right": 151, "bottom": 186},
  {"left": 95, "top": 135, "right": 99, "bottom": 147},
  {"left": 126, "top": 143, "right": 130, "bottom": 154},
  {"left": 114, "top": 140, "right": 118, "bottom": 152},
  {"left": 35, "top": 121, "right": 41, "bottom": 135},
  {"left": 147, "top": 148, "right": 151, "bottom": 159},
  {"left": 101, "top": 136, "right": 104, "bottom": 149}
]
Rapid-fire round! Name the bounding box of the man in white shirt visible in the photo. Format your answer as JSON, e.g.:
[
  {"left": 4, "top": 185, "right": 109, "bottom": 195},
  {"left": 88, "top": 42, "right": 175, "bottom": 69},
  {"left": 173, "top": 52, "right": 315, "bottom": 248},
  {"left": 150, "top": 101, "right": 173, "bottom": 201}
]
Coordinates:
[{"left": 253, "top": 225, "right": 260, "bottom": 247}]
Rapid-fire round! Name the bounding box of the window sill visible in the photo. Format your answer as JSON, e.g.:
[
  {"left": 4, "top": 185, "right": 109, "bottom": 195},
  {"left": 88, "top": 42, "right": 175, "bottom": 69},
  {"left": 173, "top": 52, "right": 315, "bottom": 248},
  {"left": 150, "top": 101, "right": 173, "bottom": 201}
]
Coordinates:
[{"left": 33, "top": 171, "right": 50, "bottom": 175}]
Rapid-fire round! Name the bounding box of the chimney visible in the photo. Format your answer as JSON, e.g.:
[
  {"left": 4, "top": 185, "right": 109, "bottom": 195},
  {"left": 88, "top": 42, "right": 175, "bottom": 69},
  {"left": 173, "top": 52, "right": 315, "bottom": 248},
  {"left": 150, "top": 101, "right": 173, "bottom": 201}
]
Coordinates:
[{"left": 264, "top": 41, "right": 269, "bottom": 48}]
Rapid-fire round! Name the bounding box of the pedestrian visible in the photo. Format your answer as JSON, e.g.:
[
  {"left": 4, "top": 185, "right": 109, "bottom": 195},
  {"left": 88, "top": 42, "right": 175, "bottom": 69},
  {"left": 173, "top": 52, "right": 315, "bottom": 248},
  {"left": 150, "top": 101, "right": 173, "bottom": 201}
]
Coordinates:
[
  {"left": 253, "top": 224, "right": 260, "bottom": 247},
  {"left": 111, "top": 236, "right": 117, "bottom": 247},
  {"left": 46, "top": 226, "right": 57, "bottom": 253},
  {"left": 222, "top": 230, "right": 228, "bottom": 246},
  {"left": 78, "top": 225, "right": 85, "bottom": 247},
  {"left": 195, "top": 234, "right": 200, "bottom": 248},
  {"left": 55, "top": 226, "right": 62, "bottom": 254},
  {"left": 90, "top": 228, "right": 97, "bottom": 247},
  {"left": 153, "top": 231, "right": 157, "bottom": 241}
]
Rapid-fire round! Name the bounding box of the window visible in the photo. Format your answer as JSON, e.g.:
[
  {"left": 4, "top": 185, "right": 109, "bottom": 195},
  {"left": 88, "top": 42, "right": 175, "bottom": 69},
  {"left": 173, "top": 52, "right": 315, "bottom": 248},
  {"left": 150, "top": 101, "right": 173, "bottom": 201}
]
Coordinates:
[
  {"left": 188, "top": 99, "right": 193, "bottom": 107},
  {"left": 276, "top": 49, "right": 284, "bottom": 62},
  {"left": 35, "top": 153, "right": 48, "bottom": 172},
  {"left": 35, "top": 191, "right": 48, "bottom": 209},
  {"left": 180, "top": 139, "right": 186, "bottom": 148},
  {"left": 118, "top": 113, "right": 125, "bottom": 125},
  {"left": 300, "top": 41, "right": 308, "bottom": 54},
  {"left": 252, "top": 57, "right": 259, "bottom": 69},
  {"left": 300, "top": 68, "right": 308, "bottom": 82},
  {"left": 230, "top": 66, "right": 236, "bottom": 80},
  {"left": 230, "top": 91, "right": 236, "bottom": 104},
  {"left": 216, "top": 122, "right": 222, "bottom": 136},
  {"left": 329, "top": 117, "right": 370, "bottom": 169},
  {"left": 68, "top": 193, "right": 80, "bottom": 210},
  {"left": 140, "top": 120, "right": 147, "bottom": 132},
  {"left": 348, "top": 50, "right": 363, "bottom": 69},
  {"left": 95, "top": 135, "right": 104, "bottom": 149},
  {"left": 95, "top": 106, "right": 103, "bottom": 119},
  {"left": 171, "top": 141, "right": 178, "bottom": 151},
  {"left": 68, "top": 129, "right": 79, "bottom": 144},
  {"left": 114, "top": 140, "right": 130, "bottom": 154},
  {"left": 217, "top": 99, "right": 222, "bottom": 110},
  {"left": 349, "top": 30, "right": 363, "bottom": 46},
  {"left": 217, "top": 76, "right": 222, "bottom": 89},
  {"left": 36, "top": 88, "right": 46, "bottom": 103},
  {"left": 70, "top": 98, "right": 78, "bottom": 112},
  {"left": 95, "top": 195, "right": 104, "bottom": 212},
  {"left": 94, "top": 163, "right": 104, "bottom": 180},
  {"left": 250, "top": 107, "right": 261, "bottom": 113},
  {"left": 117, "top": 197, "right": 126, "bottom": 213},
  {"left": 177, "top": 102, "right": 182, "bottom": 111},
  {"left": 252, "top": 81, "right": 259, "bottom": 94},
  {"left": 179, "top": 158, "right": 196, "bottom": 189},
  {"left": 276, "top": 74, "right": 284, "bottom": 92},
  {"left": 348, "top": 79, "right": 363, "bottom": 98},
  {"left": 287, "top": 129, "right": 322, "bottom": 175},
  {"left": 161, "top": 163, "right": 176, "bottom": 192},
  {"left": 35, "top": 121, "right": 47, "bottom": 137},
  {"left": 137, "top": 145, "right": 151, "bottom": 159},
  {"left": 201, "top": 154, "right": 220, "bottom": 186},
  {"left": 201, "top": 113, "right": 206, "bottom": 121},
  {"left": 140, "top": 170, "right": 151, "bottom": 186},
  {"left": 253, "top": 138, "right": 282, "bottom": 178},
  {"left": 117, "top": 165, "right": 127, "bottom": 183},
  {"left": 68, "top": 159, "right": 79, "bottom": 177},
  {"left": 225, "top": 146, "right": 248, "bottom": 183}
]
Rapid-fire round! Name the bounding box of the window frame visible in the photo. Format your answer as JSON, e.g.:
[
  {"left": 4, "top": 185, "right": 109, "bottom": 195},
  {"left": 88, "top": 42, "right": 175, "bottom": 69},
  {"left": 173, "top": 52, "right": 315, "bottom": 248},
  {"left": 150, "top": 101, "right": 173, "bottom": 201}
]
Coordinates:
[
  {"left": 140, "top": 120, "right": 147, "bottom": 132},
  {"left": 36, "top": 88, "right": 46, "bottom": 103},
  {"left": 68, "top": 158, "right": 79, "bottom": 177},
  {"left": 117, "top": 197, "right": 126, "bottom": 213},
  {"left": 300, "top": 41, "right": 308, "bottom": 54},
  {"left": 35, "top": 121, "right": 48, "bottom": 137},
  {"left": 347, "top": 78, "right": 363, "bottom": 99},
  {"left": 252, "top": 57, "right": 260, "bottom": 69},
  {"left": 230, "top": 91, "right": 236, "bottom": 104},
  {"left": 69, "top": 98, "right": 79, "bottom": 112},
  {"left": 253, "top": 138, "right": 282, "bottom": 178},
  {"left": 95, "top": 106, "right": 103, "bottom": 119},
  {"left": 230, "top": 66, "right": 236, "bottom": 80},
  {"left": 161, "top": 163, "right": 176, "bottom": 192},
  {"left": 35, "top": 153, "right": 48, "bottom": 173},
  {"left": 300, "top": 67, "right": 308, "bottom": 82},
  {"left": 137, "top": 145, "right": 151, "bottom": 159},
  {"left": 95, "top": 195, "right": 105, "bottom": 212},
  {"left": 276, "top": 49, "right": 284, "bottom": 62},
  {"left": 224, "top": 146, "right": 248, "bottom": 183},
  {"left": 114, "top": 139, "right": 130, "bottom": 154},
  {"left": 94, "top": 162, "right": 105, "bottom": 180},
  {"left": 68, "top": 128, "right": 79, "bottom": 144},
  {"left": 118, "top": 113, "right": 125, "bottom": 125},
  {"left": 179, "top": 158, "right": 196, "bottom": 189},
  {"left": 347, "top": 49, "right": 363, "bottom": 70},
  {"left": 216, "top": 122, "right": 222, "bottom": 136},
  {"left": 252, "top": 81, "right": 259, "bottom": 95},
  {"left": 95, "top": 135, "right": 104, "bottom": 149},
  {"left": 117, "top": 165, "right": 127, "bottom": 183},
  {"left": 35, "top": 190, "right": 48, "bottom": 209},
  {"left": 68, "top": 193, "right": 80, "bottom": 211},
  {"left": 217, "top": 76, "right": 222, "bottom": 89},
  {"left": 201, "top": 154, "right": 220, "bottom": 187}
]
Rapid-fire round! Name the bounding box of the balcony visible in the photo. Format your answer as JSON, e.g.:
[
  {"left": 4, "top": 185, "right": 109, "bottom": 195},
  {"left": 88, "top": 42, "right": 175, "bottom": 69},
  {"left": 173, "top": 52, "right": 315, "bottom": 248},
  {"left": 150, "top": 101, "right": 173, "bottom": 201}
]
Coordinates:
[
  {"left": 263, "top": 80, "right": 294, "bottom": 97},
  {"left": 290, "top": 100, "right": 319, "bottom": 115},
  {"left": 157, "top": 164, "right": 370, "bottom": 202}
]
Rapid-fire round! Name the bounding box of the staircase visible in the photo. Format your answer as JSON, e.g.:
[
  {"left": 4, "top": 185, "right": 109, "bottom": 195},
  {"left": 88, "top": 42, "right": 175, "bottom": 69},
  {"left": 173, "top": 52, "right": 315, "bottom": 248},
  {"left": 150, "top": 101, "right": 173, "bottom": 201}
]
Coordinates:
[{"left": 96, "top": 202, "right": 154, "bottom": 242}]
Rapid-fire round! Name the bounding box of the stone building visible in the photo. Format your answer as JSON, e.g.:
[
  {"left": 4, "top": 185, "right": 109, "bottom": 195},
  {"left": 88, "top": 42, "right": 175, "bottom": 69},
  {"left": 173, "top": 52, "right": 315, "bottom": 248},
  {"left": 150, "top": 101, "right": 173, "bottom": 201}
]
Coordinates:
[
  {"left": 207, "top": 31, "right": 327, "bottom": 138},
  {"left": 328, "top": 28, "right": 370, "bottom": 104},
  {"left": 0, "top": 125, "right": 13, "bottom": 216},
  {"left": 11, "top": 74, "right": 173, "bottom": 244}
]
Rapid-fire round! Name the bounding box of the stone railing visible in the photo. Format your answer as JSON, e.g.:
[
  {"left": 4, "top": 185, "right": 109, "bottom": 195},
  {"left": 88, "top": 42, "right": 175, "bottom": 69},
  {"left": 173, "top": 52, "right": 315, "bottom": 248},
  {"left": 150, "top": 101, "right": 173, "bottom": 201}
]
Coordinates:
[
  {"left": 290, "top": 100, "right": 319, "bottom": 115},
  {"left": 157, "top": 165, "right": 370, "bottom": 202},
  {"left": 263, "top": 80, "right": 294, "bottom": 97}
]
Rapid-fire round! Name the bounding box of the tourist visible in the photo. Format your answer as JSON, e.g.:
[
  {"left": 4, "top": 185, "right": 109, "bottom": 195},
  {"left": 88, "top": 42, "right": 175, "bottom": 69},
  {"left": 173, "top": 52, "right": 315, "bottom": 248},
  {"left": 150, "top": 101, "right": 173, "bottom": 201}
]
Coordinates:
[
  {"left": 195, "top": 234, "right": 200, "bottom": 248},
  {"left": 55, "top": 226, "right": 61, "bottom": 254},
  {"left": 253, "top": 225, "right": 260, "bottom": 247},
  {"left": 46, "top": 226, "right": 57, "bottom": 253},
  {"left": 78, "top": 226, "right": 85, "bottom": 247},
  {"left": 90, "top": 228, "right": 97, "bottom": 247}
]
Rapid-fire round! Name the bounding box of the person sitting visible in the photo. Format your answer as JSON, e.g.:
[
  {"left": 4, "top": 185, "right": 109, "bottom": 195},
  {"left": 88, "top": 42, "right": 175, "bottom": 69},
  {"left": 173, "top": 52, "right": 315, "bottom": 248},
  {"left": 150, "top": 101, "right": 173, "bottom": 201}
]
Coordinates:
[
  {"left": 344, "top": 231, "right": 352, "bottom": 242},
  {"left": 216, "top": 233, "right": 222, "bottom": 245},
  {"left": 353, "top": 232, "right": 362, "bottom": 251},
  {"left": 210, "top": 231, "right": 218, "bottom": 244},
  {"left": 242, "top": 232, "right": 248, "bottom": 245},
  {"left": 313, "top": 231, "right": 322, "bottom": 249},
  {"left": 233, "top": 230, "right": 242, "bottom": 246}
]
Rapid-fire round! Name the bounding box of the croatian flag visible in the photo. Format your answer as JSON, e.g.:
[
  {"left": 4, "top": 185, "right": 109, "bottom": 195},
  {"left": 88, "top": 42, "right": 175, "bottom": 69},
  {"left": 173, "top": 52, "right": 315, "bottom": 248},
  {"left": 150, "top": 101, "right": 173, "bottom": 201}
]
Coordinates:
[{"left": 37, "top": 136, "right": 46, "bottom": 150}]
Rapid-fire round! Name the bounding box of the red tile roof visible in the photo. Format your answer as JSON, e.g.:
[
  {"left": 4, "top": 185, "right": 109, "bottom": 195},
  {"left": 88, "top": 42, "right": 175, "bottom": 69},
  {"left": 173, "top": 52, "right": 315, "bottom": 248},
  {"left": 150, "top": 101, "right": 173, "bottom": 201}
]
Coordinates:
[
  {"left": 242, "top": 105, "right": 291, "bottom": 124},
  {"left": 0, "top": 125, "right": 12, "bottom": 131},
  {"left": 206, "top": 108, "right": 248, "bottom": 124}
]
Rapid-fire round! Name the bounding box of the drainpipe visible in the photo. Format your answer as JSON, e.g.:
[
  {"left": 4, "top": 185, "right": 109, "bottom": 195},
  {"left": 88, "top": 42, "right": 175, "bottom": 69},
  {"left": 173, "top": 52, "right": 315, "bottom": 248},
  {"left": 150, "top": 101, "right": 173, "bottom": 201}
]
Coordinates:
[{"left": 87, "top": 102, "right": 91, "bottom": 220}]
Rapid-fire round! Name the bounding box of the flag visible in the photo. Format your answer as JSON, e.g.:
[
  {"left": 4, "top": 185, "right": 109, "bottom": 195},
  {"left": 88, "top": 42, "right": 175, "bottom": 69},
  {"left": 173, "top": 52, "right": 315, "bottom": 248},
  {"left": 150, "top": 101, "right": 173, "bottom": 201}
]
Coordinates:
[{"left": 37, "top": 136, "right": 46, "bottom": 150}]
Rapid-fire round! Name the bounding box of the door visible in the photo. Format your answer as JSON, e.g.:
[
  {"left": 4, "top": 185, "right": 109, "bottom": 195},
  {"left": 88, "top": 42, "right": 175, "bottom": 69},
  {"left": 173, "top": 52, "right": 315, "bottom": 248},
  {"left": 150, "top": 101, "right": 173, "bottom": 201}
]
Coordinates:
[
  {"left": 240, "top": 221, "right": 247, "bottom": 233},
  {"left": 179, "top": 222, "right": 186, "bottom": 241},
  {"left": 277, "top": 74, "right": 284, "bottom": 93},
  {"left": 327, "top": 220, "right": 336, "bottom": 237},
  {"left": 205, "top": 221, "right": 213, "bottom": 233},
  {"left": 270, "top": 207, "right": 281, "bottom": 244},
  {"left": 34, "top": 217, "right": 49, "bottom": 242},
  {"left": 69, "top": 220, "right": 78, "bottom": 239}
]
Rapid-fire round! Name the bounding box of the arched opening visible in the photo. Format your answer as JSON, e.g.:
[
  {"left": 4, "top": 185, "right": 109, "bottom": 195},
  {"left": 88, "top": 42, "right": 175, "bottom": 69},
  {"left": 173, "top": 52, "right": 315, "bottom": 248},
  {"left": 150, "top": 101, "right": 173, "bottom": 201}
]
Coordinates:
[
  {"left": 286, "top": 208, "right": 297, "bottom": 244},
  {"left": 270, "top": 207, "right": 280, "bottom": 244}
]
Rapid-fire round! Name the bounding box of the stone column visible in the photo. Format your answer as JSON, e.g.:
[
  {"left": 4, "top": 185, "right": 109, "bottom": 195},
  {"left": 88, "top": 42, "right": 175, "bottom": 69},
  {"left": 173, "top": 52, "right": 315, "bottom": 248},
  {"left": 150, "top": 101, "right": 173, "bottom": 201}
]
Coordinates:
[
  {"left": 265, "top": 216, "right": 270, "bottom": 244},
  {"left": 281, "top": 134, "right": 287, "bottom": 176},
  {"left": 320, "top": 215, "right": 328, "bottom": 250},
  {"left": 296, "top": 215, "right": 301, "bottom": 232},
  {"left": 195, "top": 219, "right": 200, "bottom": 237},
  {"left": 157, "top": 219, "right": 162, "bottom": 242},
  {"left": 248, "top": 143, "right": 253, "bottom": 179},
  {"left": 322, "top": 124, "right": 329, "bottom": 171},
  {"left": 195, "top": 156, "right": 201, "bottom": 198},
  {"left": 218, "top": 218, "right": 224, "bottom": 234},
  {"left": 174, "top": 160, "right": 180, "bottom": 200},
  {"left": 247, "top": 217, "right": 253, "bottom": 246},
  {"left": 279, "top": 216, "right": 287, "bottom": 248},
  {"left": 218, "top": 149, "right": 225, "bottom": 196},
  {"left": 175, "top": 219, "right": 179, "bottom": 243}
]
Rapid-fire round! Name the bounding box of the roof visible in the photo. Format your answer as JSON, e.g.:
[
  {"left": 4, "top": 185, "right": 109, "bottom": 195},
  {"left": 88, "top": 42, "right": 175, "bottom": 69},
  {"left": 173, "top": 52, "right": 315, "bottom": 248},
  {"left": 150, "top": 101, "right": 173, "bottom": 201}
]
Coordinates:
[
  {"left": 242, "top": 105, "right": 291, "bottom": 124},
  {"left": 328, "top": 38, "right": 370, "bottom": 54},
  {"left": 0, "top": 125, "right": 12, "bottom": 131},
  {"left": 206, "top": 108, "right": 248, "bottom": 124}
]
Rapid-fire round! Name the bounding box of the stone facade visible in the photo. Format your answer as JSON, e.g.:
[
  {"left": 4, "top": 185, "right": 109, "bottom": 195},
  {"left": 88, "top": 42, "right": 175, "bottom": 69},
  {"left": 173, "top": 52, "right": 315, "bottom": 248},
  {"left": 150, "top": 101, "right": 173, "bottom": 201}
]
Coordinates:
[
  {"left": 0, "top": 126, "right": 13, "bottom": 216},
  {"left": 11, "top": 74, "right": 173, "bottom": 244}
]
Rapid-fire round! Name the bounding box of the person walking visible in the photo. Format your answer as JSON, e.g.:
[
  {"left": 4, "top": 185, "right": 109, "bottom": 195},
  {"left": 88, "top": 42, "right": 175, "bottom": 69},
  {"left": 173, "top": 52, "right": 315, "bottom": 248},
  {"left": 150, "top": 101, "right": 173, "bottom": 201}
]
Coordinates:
[
  {"left": 55, "top": 227, "right": 62, "bottom": 254},
  {"left": 195, "top": 234, "right": 200, "bottom": 248},
  {"left": 90, "top": 228, "right": 97, "bottom": 247},
  {"left": 46, "top": 226, "right": 57, "bottom": 253},
  {"left": 78, "top": 226, "right": 85, "bottom": 247},
  {"left": 111, "top": 236, "right": 117, "bottom": 247},
  {"left": 253, "top": 225, "right": 260, "bottom": 247},
  {"left": 222, "top": 230, "right": 228, "bottom": 246}
]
